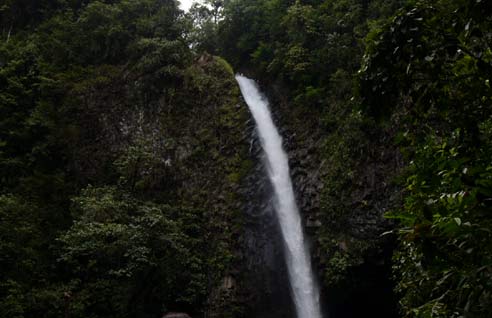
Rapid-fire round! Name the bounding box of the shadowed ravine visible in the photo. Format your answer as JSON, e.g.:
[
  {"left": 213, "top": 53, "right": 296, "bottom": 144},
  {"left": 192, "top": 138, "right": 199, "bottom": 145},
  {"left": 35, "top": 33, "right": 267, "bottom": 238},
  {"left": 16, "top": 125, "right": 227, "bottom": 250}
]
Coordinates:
[{"left": 236, "top": 75, "right": 322, "bottom": 318}]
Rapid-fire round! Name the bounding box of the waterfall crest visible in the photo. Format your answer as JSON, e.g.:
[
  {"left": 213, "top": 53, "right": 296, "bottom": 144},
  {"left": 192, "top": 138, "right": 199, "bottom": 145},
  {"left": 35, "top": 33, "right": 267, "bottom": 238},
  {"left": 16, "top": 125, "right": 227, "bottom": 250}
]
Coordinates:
[{"left": 236, "top": 75, "right": 322, "bottom": 318}]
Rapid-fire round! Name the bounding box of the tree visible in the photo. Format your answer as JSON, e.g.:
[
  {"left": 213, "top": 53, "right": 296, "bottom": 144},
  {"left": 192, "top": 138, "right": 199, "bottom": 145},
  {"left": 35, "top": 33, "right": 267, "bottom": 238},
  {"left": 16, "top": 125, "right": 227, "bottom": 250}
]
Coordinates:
[{"left": 359, "top": 1, "right": 492, "bottom": 316}]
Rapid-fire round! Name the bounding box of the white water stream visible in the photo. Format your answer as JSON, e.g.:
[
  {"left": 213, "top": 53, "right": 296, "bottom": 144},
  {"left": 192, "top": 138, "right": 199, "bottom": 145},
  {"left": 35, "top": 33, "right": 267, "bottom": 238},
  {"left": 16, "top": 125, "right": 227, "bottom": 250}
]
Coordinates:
[{"left": 236, "top": 75, "right": 322, "bottom": 318}]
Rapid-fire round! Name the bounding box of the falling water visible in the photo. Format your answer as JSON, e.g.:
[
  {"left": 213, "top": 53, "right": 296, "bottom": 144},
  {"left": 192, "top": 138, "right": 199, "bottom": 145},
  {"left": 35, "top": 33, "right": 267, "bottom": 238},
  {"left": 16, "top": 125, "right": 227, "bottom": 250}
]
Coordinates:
[{"left": 236, "top": 75, "right": 322, "bottom": 318}]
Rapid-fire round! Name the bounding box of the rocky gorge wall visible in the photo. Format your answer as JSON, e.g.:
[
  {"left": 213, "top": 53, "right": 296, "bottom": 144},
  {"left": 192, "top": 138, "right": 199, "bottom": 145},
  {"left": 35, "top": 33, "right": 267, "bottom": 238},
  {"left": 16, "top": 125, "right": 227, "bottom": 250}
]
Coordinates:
[
  {"left": 65, "top": 55, "right": 316, "bottom": 318},
  {"left": 235, "top": 122, "right": 295, "bottom": 318},
  {"left": 257, "top": 77, "right": 403, "bottom": 317},
  {"left": 62, "top": 55, "right": 258, "bottom": 317}
]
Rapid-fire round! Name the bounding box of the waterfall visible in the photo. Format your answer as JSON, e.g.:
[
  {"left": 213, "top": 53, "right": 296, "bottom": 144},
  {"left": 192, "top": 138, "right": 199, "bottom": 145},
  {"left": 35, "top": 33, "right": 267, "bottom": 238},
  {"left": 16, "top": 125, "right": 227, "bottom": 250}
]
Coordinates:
[{"left": 236, "top": 75, "right": 322, "bottom": 318}]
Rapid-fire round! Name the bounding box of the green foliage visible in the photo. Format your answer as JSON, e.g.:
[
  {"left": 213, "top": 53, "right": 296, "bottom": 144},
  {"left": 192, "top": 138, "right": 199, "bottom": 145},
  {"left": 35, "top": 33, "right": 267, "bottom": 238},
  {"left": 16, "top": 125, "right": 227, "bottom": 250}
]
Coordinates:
[
  {"left": 0, "top": 1, "right": 249, "bottom": 317},
  {"left": 0, "top": 196, "right": 40, "bottom": 316},
  {"left": 389, "top": 128, "right": 492, "bottom": 317},
  {"left": 29, "top": 0, "right": 187, "bottom": 67},
  {"left": 360, "top": 1, "right": 492, "bottom": 316},
  {"left": 185, "top": 2, "right": 220, "bottom": 54},
  {"left": 215, "top": 56, "right": 234, "bottom": 75},
  {"left": 58, "top": 186, "right": 215, "bottom": 317},
  {"left": 317, "top": 107, "right": 382, "bottom": 287},
  {"left": 360, "top": 0, "right": 492, "bottom": 121},
  {"left": 218, "top": 0, "right": 403, "bottom": 106}
]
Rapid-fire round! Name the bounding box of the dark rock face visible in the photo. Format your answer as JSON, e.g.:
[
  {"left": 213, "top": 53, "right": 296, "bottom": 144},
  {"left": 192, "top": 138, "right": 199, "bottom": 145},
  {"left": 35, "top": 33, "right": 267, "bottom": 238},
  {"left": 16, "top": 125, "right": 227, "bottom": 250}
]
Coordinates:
[
  {"left": 260, "top": 79, "right": 400, "bottom": 318},
  {"left": 66, "top": 58, "right": 255, "bottom": 317},
  {"left": 131, "top": 67, "right": 402, "bottom": 317},
  {"left": 236, "top": 119, "right": 296, "bottom": 318}
]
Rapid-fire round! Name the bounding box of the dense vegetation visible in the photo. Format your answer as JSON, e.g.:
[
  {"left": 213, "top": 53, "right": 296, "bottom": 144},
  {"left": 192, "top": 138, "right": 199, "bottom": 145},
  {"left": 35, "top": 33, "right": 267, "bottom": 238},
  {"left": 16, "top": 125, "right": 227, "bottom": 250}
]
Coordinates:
[
  {"left": 361, "top": 1, "right": 492, "bottom": 316},
  {"left": 0, "top": 1, "right": 248, "bottom": 317},
  {"left": 1, "top": 0, "right": 491, "bottom": 317}
]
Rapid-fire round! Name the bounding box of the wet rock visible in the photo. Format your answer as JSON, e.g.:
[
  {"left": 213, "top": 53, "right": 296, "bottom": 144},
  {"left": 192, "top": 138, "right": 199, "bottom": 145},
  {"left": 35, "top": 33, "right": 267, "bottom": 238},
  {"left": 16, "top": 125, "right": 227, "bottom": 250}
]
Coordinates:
[
  {"left": 306, "top": 218, "right": 322, "bottom": 228},
  {"left": 234, "top": 114, "right": 295, "bottom": 318}
]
